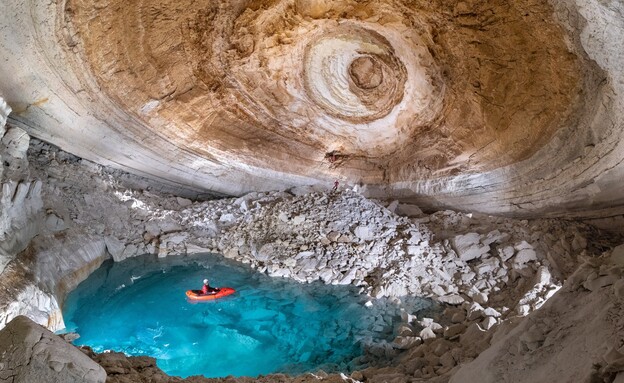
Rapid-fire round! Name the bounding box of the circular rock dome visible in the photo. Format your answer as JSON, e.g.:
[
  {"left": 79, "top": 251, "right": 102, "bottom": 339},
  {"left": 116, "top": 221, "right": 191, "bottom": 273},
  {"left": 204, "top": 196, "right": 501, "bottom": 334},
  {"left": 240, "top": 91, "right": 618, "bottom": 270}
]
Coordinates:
[{"left": 302, "top": 26, "right": 408, "bottom": 123}]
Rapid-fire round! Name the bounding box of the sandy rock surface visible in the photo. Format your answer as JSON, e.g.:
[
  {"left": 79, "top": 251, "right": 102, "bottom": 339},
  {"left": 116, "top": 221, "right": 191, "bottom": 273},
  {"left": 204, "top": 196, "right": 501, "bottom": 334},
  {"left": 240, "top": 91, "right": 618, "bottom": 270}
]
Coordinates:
[
  {"left": 0, "top": 315, "right": 106, "bottom": 383},
  {"left": 449, "top": 247, "right": 624, "bottom": 383}
]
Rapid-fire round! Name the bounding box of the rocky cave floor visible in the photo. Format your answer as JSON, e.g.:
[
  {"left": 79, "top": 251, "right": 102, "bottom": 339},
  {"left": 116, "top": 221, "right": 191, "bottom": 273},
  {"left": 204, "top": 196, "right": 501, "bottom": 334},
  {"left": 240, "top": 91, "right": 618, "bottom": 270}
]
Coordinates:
[{"left": 2, "top": 136, "right": 624, "bottom": 383}]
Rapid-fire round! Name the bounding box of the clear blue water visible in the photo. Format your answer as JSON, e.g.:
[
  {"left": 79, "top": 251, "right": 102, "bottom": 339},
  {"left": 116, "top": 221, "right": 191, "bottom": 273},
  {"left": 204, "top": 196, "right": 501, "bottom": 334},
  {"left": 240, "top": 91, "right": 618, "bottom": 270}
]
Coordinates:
[{"left": 62, "top": 254, "right": 432, "bottom": 378}]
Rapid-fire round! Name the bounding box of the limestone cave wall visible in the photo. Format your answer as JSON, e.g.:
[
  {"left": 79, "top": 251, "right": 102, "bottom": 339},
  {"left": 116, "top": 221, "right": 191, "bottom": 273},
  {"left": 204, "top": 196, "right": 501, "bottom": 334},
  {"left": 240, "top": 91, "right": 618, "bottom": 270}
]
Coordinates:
[{"left": 0, "top": 0, "right": 623, "bottom": 217}]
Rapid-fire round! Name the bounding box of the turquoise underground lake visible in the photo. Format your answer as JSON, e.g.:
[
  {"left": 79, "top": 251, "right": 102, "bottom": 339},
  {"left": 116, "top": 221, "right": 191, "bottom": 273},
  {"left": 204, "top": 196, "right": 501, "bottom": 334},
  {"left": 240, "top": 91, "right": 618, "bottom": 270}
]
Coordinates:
[{"left": 62, "top": 254, "right": 432, "bottom": 378}]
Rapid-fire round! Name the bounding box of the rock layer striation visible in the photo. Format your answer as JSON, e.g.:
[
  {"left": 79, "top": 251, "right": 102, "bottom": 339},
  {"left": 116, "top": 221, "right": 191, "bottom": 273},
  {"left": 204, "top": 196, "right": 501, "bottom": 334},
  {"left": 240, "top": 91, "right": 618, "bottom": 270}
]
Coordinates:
[{"left": 1, "top": 1, "right": 623, "bottom": 218}]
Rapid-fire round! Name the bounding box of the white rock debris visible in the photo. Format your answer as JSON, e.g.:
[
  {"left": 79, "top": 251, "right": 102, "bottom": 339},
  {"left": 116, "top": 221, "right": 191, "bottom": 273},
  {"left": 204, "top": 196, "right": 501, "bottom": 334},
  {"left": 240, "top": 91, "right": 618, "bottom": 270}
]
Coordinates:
[{"left": 0, "top": 96, "right": 10, "bottom": 134}]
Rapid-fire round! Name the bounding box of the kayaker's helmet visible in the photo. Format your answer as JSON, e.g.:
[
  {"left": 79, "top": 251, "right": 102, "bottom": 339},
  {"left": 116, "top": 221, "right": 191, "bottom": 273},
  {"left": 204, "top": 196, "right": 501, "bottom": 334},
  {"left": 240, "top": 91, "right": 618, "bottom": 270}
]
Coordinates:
[{"left": 203, "top": 279, "right": 209, "bottom": 284}]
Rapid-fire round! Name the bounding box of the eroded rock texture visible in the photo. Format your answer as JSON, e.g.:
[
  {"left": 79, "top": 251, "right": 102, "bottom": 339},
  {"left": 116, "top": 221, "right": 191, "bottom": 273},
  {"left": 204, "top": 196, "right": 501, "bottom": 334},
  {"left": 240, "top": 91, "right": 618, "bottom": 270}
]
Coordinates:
[
  {"left": 0, "top": 315, "right": 106, "bottom": 383},
  {"left": 0, "top": 0, "right": 623, "bottom": 217}
]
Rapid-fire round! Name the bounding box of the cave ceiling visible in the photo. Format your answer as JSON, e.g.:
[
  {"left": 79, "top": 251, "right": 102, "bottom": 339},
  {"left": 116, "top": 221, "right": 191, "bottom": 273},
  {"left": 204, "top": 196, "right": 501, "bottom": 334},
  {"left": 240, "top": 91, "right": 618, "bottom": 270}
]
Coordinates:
[
  {"left": 65, "top": 0, "right": 581, "bottom": 179},
  {"left": 1, "top": 0, "right": 623, "bottom": 217}
]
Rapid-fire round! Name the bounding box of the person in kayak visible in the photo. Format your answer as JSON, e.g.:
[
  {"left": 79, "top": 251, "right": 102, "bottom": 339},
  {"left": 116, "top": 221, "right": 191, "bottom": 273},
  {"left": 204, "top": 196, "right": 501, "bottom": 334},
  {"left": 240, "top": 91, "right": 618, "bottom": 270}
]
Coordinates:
[{"left": 201, "top": 279, "right": 219, "bottom": 295}]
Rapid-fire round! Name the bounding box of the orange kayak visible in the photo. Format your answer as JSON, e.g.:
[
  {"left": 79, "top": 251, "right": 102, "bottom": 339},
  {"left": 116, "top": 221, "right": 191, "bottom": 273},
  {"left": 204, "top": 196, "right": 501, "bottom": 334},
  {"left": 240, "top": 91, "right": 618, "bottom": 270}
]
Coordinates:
[{"left": 186, "top": 287, "right": 236, "bottom": 301}]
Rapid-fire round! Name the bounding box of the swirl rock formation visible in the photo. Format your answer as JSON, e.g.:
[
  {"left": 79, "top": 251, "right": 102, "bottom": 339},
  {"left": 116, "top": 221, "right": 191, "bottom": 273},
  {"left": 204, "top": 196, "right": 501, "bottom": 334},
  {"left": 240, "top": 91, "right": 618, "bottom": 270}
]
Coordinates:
[{"left": 0, "top": 0, "right": 623, "bottom": 219}]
